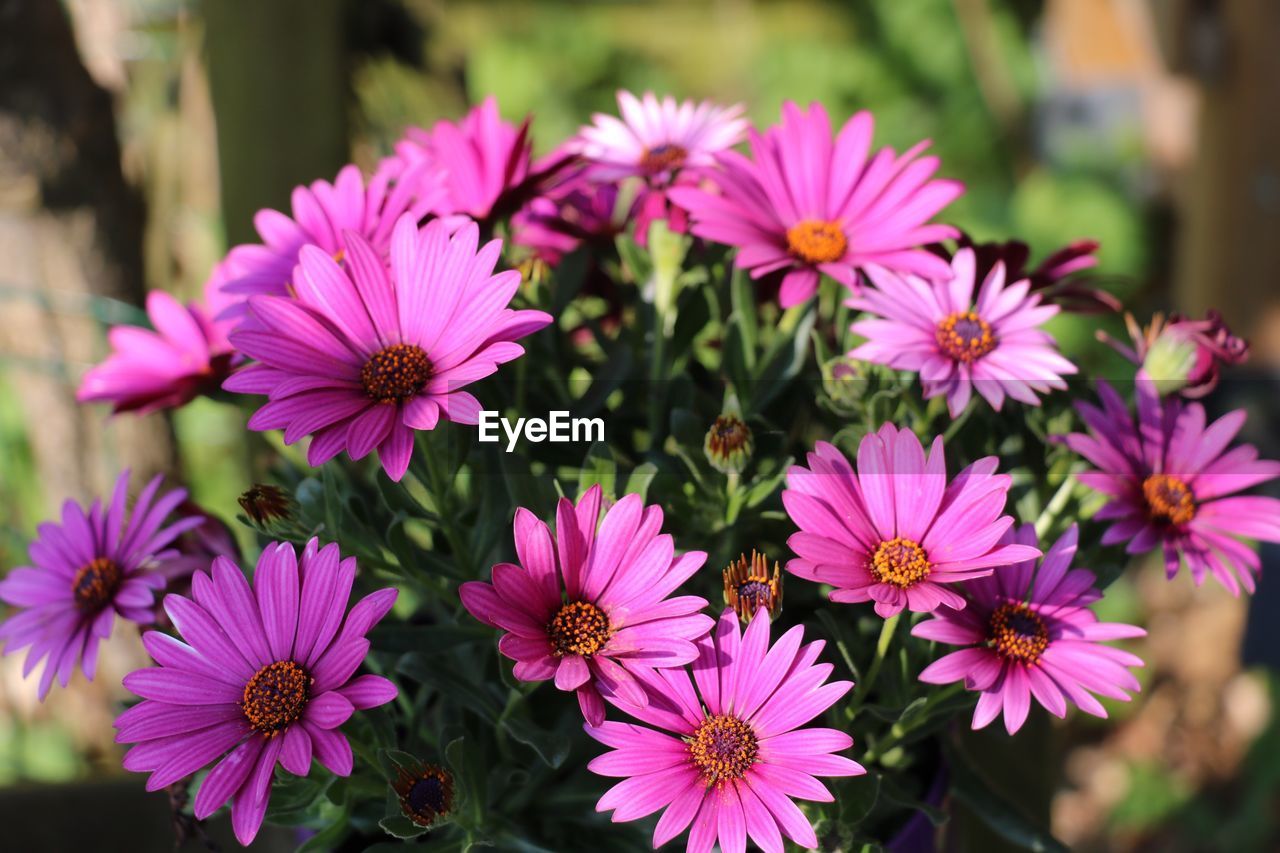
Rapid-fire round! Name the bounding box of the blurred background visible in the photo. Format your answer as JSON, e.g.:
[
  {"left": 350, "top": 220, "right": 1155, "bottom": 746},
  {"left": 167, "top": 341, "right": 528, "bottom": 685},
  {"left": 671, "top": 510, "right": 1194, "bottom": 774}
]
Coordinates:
[{"left": 2, "top": 0, "right": 1278, "bottom": 850}]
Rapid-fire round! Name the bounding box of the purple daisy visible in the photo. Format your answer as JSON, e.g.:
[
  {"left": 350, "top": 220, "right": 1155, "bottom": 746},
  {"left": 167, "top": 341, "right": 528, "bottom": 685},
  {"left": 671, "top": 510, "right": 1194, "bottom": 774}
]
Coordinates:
[
  {"left": 216, "top": 162, "right": 441, "bottom": 320},
  {"left": 585, "top": 608, "right": 864, "bottom": 853},
  {"left": 115, "top": 538, "right": 398, "bottom": 846},
  {"left": 914, "top": 524, "right": 1146, "bottom": 734},
  {"left": 0, "top": 471, "right": 202, "bottom": 699},
  {"left": 849, "top": 247, "right": 1078, "bottom": 417},
  {"left": 783, "top": 424, "right": 1040, "bottom": 618},
  {"left": 1059, "top": 382, "right": 1280, "bottom": 594},
  {"left": 460, "top": 485, "right": 714, "bottom": 727},
  {"left": 224, "top": 214, "right": 552, "bottom": 481},
  {"left": 669, "top": 101, "right": 963, "bottom": 307}
]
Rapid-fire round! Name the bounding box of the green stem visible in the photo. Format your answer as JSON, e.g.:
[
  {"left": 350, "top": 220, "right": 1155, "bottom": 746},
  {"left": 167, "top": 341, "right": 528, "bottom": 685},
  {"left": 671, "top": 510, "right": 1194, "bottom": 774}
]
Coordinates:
[
  {"left": 850, "top": 613, "right": 899, "bottom": 712},
  {"left": 421, "top": 431, "right": 475, "bottom": 576},
  {"left": 941, "top": 399, "right": 976, "bottom": 442}
]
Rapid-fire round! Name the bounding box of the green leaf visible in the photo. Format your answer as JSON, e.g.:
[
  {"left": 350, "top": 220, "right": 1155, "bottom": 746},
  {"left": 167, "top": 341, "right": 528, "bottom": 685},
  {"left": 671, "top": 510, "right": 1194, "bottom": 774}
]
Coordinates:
[
  {"left": 398, "top": 653, "right": 502, "bottom": 723},
  {"left": 379, "top": 813, "right": 430, "bottom": 839},
  {"left": 946, "top": 744, "right": 1069, "bottom": 852},
  {"left": 623, "top": 462, "right": 658, "bottom": 501},
  {"left": 501, "top": 708, "right": 571, "bottom": 769},
  {"left": 577, "top": 442, "right": 618, "bottom": 497}
]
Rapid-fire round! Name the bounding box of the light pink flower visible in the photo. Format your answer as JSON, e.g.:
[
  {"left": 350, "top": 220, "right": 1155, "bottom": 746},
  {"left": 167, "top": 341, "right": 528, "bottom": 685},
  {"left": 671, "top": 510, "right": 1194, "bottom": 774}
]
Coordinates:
[{"left": 849, "top": 247, "right": 1078, "bottom": 417}]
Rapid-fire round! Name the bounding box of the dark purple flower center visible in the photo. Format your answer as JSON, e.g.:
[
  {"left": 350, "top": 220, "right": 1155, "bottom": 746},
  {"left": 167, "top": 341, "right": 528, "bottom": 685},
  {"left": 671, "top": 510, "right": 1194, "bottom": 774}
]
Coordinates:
[
  {"left": 640, "top": 143, "right": 687, "bottom": 174},
  {"left": 546, "top": 601, "right": 611, "bottom": 657},
  {"left": 394, "top": 763, "right": 454, "bottom": 827},
  {"left": 869, "top": 537, "right": 931, "bottom": 589},
  {"left": 1142, "top": 474, "right": 1196, "bottom": 526},
  {"left": 361, "top": 343, "right": 432, "bottom": 404},
  {"left": 935, "top": 311, "right": 996, "bottom": 362},
  {"left": 688, "top": 714, "right": 758, "bottom": 785},
  {"left": 242, "top": 660, "right": 310, "bottom": 735},
  {"left": 988, "top": 602, "right": 1049, "bottom": 663},
  {"left": 72, "top": 556, "right": 122, "bottom": 613},
  {"left": 786, "top": 219, "right": 848, "bottom": 265}
]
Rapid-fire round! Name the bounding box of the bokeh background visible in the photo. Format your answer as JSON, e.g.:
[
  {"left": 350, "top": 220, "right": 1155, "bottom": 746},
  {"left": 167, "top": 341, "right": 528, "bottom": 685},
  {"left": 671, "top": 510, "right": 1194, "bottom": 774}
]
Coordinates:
[{"left": 2, "top": 1, "right": 1279, "bottom": 850}]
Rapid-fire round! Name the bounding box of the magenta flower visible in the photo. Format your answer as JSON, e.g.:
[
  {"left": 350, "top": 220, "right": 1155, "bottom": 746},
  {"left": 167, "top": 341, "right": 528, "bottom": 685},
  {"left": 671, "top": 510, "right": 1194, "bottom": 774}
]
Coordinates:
[
  {"left": 784, "top": 425, "right": 1040, "bottom": 618},
  {"left": 217, "top": 163, "right": 441, "bottom": 319},
  {"left": 1060, "top": 382, "right": 1280, "bottom": 594},
  {"left": 1100, "top": 310, "right": 1249, "bottom": 399},
  {"left": 573, "top": 90, "right": 747, "bottom": 185},
  {"left": 585, "top": 609, "right": 864, "bottom": 853},
  {"left": 0, "top": 472, "right": 201, "bottom": 699},
  {"left": 77, "top": 285, "right": 235, "bottom": 415},
  {"left": 387, "top": 96, "right": 567, "bottom": 228},
  {"left": 459, "top": 485, "right": 713, "bottom": 727},
  {"left": 115, "top": 539, "right": 398, "bottom": 846},
  {"left": 512, "top": 164, "right": 628, "bottom": 265},
  {"left": 669, "top": 101, "right": 963, "bottom": 307},
  {"left": 224, "top": 214, "right": 551, "bottom": 481},
  {"left": 914, "top": 524, "right": 1146, "bottom": 734},
  {"left": 849, "top": 247, "right": 1078, "bottom": 417}
]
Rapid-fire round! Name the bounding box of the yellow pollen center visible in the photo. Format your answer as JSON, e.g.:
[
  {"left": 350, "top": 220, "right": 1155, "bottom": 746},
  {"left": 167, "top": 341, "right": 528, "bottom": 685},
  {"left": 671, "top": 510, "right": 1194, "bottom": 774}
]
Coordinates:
[
  {"left": 361, "top": 343, "right": 432, "bottom": 404},
  {"left": 988, "top": 602, "right": 1049, "bottom": 664},
  {"left": 1142, "top": 474, "right": 1196, "bottom": 525},
  {"left": 72, "top": 557, "right": 122, "bottom": 612},
  {"left": 688, "top": 714, "right": 758, "bottom": 785},
  {"left": 870, "top": 537, "right": 931, "bottom": 589},
  {"left": 935, "top": 311, "right": 996, "bottom": 362},
  {"left": 546, "top": 601, "right": 611, "bottom": 657},
  {"left": 241, "top": 660, "right": 310, "bottom": 735},
  {"left": 786, "top": 219, "right": 848, "bottom": 264},
  {"left": 640, "top": 144, "right": 688, "bottom": 174}
]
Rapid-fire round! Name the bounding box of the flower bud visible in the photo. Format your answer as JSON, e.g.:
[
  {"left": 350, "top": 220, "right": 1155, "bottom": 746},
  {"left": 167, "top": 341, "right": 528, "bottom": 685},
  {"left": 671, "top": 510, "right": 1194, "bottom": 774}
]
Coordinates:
[
  {"left": 723, "top": 551, "right": 783, "bottom": 623},
  {"left": 821, "top": 356, "right": 868, "bottom": 410},
  {"left": 393, "top": 761, "right": 455, "bottom": 828},
  {"left": 237, "top": 484, "right": 293, "bottom": 528},
  {"left": 704, "top": 413, "right": 753, "bottom": 474}
]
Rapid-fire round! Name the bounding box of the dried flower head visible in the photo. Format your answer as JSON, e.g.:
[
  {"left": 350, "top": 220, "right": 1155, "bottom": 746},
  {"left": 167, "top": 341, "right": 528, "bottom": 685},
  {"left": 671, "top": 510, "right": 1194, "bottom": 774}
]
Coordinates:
[
  {"left": 722, "top": 551, "right": 783, "bottom": 623},
  {"left": 238, "top": 484, "right": 293, "bottom": 527},
  {"left": 393, "top": 761, "right": 455, "bottom": 828}
]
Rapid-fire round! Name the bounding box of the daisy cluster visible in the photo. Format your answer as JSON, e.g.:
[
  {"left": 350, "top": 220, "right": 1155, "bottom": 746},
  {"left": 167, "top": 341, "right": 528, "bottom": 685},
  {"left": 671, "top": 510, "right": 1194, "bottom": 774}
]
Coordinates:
[{"left": 2, "top": 92, "right": 1276, "bottom": 851}]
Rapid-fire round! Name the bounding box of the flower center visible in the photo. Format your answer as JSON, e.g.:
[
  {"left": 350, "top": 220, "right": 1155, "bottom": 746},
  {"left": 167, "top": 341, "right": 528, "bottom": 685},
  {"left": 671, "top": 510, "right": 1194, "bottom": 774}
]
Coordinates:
[
  {"left": 241, "top": 660, "right": 310, "bottom": 735},
  {"left": 640, "top": 143, "right": 687, "bottom": 174},
  {"left": 935, "top": 311, "right": 996, "bottom": 362},
  {"left": 1142, "top": 474, "right": 1196, "bottom": 526},
  {"left": 72, "top": 557, "right": 122, "bottom": 613},
  {"left": 869, "top": 537, "right": 931, "bottom": 589},
  {"left": 786, "top": 219, "right": 848, "bottom": 264},
  {"left": 361, "top": 343, "right": 432, "bottom": 404},
  {"left": 987, "top": 602, "right": 1049, "bottom": 664},
  {"left": 546, "top": 601, "right": 611, "bottom": 657},
  {"left": 688, "top": 714, "right": 758, "bottom": 785}
]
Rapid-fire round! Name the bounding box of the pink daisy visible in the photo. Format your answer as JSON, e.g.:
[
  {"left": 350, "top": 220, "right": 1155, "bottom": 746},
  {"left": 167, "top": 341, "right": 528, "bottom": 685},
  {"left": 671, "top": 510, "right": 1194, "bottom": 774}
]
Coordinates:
[
  {"left": 0, "top": 471, "right": 202, "bottom": 699},
  {"left": 224, "top": 214, "right": 551, "bottom": 481},
  {"left": 115, "top": 538, "right": 398, "bottom": 846},
  {"left": 573, "top": 90, "right": 747, "bottom": 185},
  {"left": 914, "top": 524, "right": 1146, "bottom": 734},
  {"left": 511, "top": 163, "right": 628, "bottom": 266},
  {"left": 459, "top": 485, "right": 714, "bottom": 727},
  {"left": 216, "top": 162, "right": 441, "bottom": 319},
  {"left": 848, "top": 247, "right": 1078, "bottom": 417},
  {"left": 585, "top": 608, "right": 864, "bottom": 853},
  {"left": 1059, "top": 382, "right": 1280, "bottom": 594},
  {"left": 783, "top": 424, "right": 1040, "bottom": 618},
  {"left": 668, "top": 101, "right": 963, "bottom": 307},
  {"left": 387, "top": 96, "right": 568, "bottom": 228},
  {"left": 77, "top": 286, "right": 235, "bottom": 415}
]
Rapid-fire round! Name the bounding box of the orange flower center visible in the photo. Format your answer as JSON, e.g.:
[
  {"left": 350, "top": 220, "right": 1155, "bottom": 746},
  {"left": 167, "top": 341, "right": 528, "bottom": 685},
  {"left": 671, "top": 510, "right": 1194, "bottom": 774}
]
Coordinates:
[
  {"left": 361, "top": 343, "right": 432, "bottom": 404},
  {"left": 786, "top": 219, "right": 848, "bottom": 264},
  {"left": 935, "top": 311, "right": 996, "bottom": 362},
  {"left": 72, "top": 557, "right": 122, "bottom": 613},
  {"left": 688, "top": 714, "right": 758, "bottom": 785},
  {"left": 242, "top": 660, "right": 310, "bottom": 735},
  {"left": 869, "top": 537, "right": 931, "bottom": 589},
  {"left": 988, "top": 602, "right": 1049, "bottom": 664},
  {"left": 640, "top": 143, "right": 688, "bottom": 174},
  {"left": 1142, "top": 474, "right": 1196, "bottom": 526},
  {"left": 546, "top": 601, "right": 611, "bottom": 657}
]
